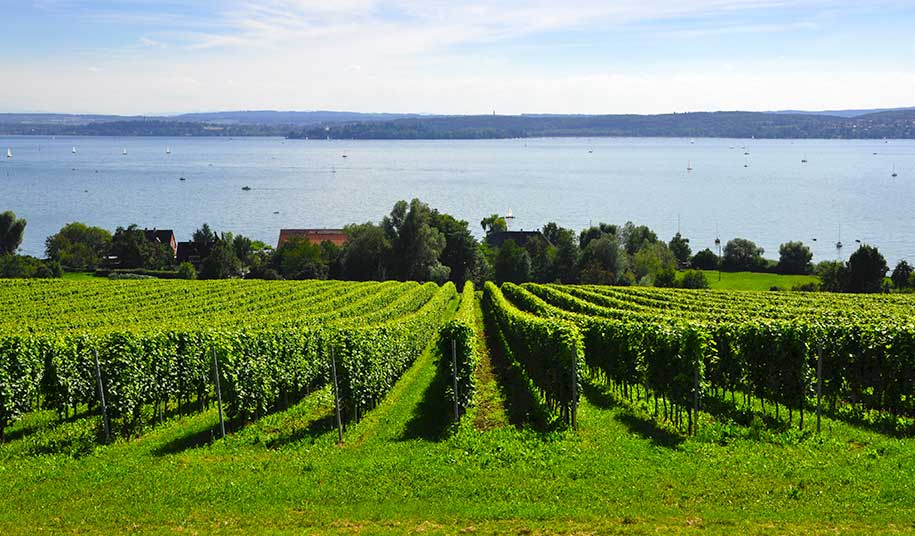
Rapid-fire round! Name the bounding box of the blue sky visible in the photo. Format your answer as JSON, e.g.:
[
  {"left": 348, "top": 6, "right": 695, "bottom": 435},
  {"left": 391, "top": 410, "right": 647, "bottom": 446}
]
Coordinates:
[{"left": 2, "top": 0, "right": 915, "bottom": 114}]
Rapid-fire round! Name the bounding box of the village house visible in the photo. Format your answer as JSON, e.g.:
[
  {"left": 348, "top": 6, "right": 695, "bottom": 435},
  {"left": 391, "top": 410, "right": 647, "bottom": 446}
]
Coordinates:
[
  {"left": 143, "top": 228, "right": 177, "bottom": 257},
  {"left": 277, "top": 229, "right": 348, "bottom": 249}
]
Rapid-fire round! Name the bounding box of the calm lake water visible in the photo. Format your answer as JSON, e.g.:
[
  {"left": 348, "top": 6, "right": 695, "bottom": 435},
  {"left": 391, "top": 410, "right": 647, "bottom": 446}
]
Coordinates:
[{"left": 2, "top": 135, "right": 913, "bottom": 265}]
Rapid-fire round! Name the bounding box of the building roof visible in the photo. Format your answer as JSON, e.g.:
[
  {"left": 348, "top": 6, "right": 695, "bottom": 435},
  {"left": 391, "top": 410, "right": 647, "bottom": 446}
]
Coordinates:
[
  {"left": 143, "top": 228, "right": 175, "bottom": 245},
  {"left": 485, "top": 230, "right": 549, "bottom": 249},
  {"left": 176, "top": 241, "right": 210, "bottom": 264},
  {"left": 277, "top": 229, "right": 348, "bottom": 249}
]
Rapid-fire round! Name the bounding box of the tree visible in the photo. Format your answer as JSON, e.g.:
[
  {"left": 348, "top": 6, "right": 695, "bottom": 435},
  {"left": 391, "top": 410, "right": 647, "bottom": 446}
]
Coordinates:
[
  {"left": 480, "top": 214, "right": 507, "bottom": 236},
  {"left": 192, "top": 224, "right": 218, "bottom": 250},
  {"left": 543, "top": 223, "right": 579, "bottom": 283},
  {"left": 621, "top": 221, "right": 658, "bottom": 256},
  {"left": 271, "top": 236, "right": 325, "bottom": 280},
  {"left": 177, "top": 262, "right": 197, "bottom": 280},
  {"left": 668, "top": 232, "right": 691, "bottom": 265},
  {"left": 722, "top": 238, "right": 765, "bottom": 272},
  {"left": 633, "top": 242, "right": 677, "bottom": 283},
  {"left": 494, "top": 240, "right": 531, "bottom": 284},
  {"left": 430, "top": 212, "right": 477, "bottom": 283},
  {"left": 0, "top": 255, "right": 61, "bottom": 278},
  {"left": 579, "top": 223, "right": 618, "bottom": 249},
  {"left": 777, "top": 241, "right": 813, "bottom": 275},
  {"left": 891, "top": 260, "right": 912, "bottom": 290},
  {"left": 654, "top": 267, "right": 677, "bottom": 288},
  {"left": 200, "top": 236, "right": 242, "bottom": 279},
  {"left": 816, "top": 260, "right": 848, "bottom": 292},
  {"left": 341, "top": 222, "right": 391, "bottom": 280},
  {"left": 383, "top": 199, "right": 449, "bottom": 281},
  {"left": 681, "top": 270, "right": 709, "bottom": 289},
  {"left": 579, "top": 235, "right": 626, "bottom": 283},
  {"left": 0, "top": 211, "right": 27, "bottom": 255},
  {"left": 846, "top": 244, "right": 888, "bottom": 293},
  {"left": 691, "top": 248, "right": 718, "bottom": 270},
  {"left": 109, "top": 225, "right": 174, "bottom": 270},
  {"left": 45, "top": 222, "right": 112, "bottom": 271}
]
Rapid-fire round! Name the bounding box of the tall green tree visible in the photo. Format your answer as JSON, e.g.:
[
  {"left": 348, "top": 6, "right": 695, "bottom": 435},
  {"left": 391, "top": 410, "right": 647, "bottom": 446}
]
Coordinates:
[
  {"left": 846, "top": 244, "right": 888, "bottom": 293},
  {"left": 579, "top": 223, "right": 618, "bottom": 249},
  {"left": 633, "top": 242, "right": 677, "bottom": 283},
  {"left": 621, "top": 222, "right": 658, "bottom": 256},
  {"left": 109, "top": 225, "right": 174, "bottom": 270},
  {"left": 45, "top": 222, "right": 112, "bottom": 270},
  {"left": 668, "top": 232, "right": 691, "bottom": 265},
  {"left": 722, "top": 238, "right": 765, "bottom": 271},
  {"left": 891, "top": 260, "right": 913, "bottom": 290},
  {"left": 777, "top": 241, "right": 813, "bottom": 275},
  {"left": 271, "top": 236, "right": 325, "bottom": 280},
  {"left": 341, "top": 222, "right": 391, "bottom": 280},
  {"left": 494, "top": 240, "right": 531, "bottom": 284},
  {"left": 430, "top": 212, "right": 478, "bottom": 283},
  {"left": 0, "top": 211, "right": 27, "bottom": 255},
  {"left": 383, "top": 199, "right": 449, "bottom": 281}
]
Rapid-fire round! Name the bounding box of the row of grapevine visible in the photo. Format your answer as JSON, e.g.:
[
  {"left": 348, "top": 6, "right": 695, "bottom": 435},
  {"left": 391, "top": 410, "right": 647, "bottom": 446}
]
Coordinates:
[
  {"left": 437, "top": 281, "right": 478, "bottom": 418},
  {"left": 483, "top": 282, "right": 583, "bottom": 426}
]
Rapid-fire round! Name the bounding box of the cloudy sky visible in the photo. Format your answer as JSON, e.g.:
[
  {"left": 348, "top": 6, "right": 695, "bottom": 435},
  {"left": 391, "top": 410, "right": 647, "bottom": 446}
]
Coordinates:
[{"left": 3, "top": 0, "right": 915, "bottom": 115}]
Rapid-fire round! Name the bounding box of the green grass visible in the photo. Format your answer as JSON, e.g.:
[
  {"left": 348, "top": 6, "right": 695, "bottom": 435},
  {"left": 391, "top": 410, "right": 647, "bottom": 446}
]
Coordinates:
[
  {"left": 61, "top": 271, "right": 101, "bottom": 281},
  {"left": 679, "top": 270, "right": 820, "bottom": 291},
  {"left": 1, "top": 295, "right": 913, "bottom": 534}
]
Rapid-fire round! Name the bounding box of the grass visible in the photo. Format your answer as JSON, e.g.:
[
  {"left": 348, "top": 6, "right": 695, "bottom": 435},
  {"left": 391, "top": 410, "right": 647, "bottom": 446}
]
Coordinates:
[
  {"left": 680, "top": 270, "right": 820, "bottom": 291},
  {"left": 61, "top": 271, "right": 101, "bottom": 281},
  {"left": 1, "top": 295, "right": 913, "bottom": 534}
]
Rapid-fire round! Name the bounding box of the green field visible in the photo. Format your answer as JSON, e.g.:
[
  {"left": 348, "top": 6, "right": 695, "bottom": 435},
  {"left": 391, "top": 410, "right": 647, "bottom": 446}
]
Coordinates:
[
  {"left": 678, "top": 269, "right": 820, "bottom": 291},
  {"left": 1, "top": 280, "right": 914, "bottom": 534}
]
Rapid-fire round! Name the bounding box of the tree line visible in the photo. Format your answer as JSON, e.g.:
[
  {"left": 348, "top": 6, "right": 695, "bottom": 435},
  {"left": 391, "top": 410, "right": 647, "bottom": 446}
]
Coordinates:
[{"left": 1, "top": 203, "right": 911, "bottom": 293}]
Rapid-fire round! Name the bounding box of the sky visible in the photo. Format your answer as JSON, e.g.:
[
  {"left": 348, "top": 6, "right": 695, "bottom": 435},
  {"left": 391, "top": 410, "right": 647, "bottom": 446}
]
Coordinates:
[{"left": 2, "top": 0, "right": 915, "bottom": 115}]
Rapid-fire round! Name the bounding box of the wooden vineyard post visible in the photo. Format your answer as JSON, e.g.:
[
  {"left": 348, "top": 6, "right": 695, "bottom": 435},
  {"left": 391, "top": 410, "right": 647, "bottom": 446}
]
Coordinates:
[
  {"left": 211, "top": 346, "right": 226, "bottom": 439},
  {"left": 816, "top": 344, "right": 823, "bottom": 434},
  {"left": 93, "top": 350, "right": 110, "bottom": 444},
  {"left": 331, "top": 345, "right": 344, "bottom": 444},
  {"left": 452, "top": 338, "right": 459, "bottom": 423},
  {"left": 692, "top": 364, "right": 699, "bottom": 436},
  {"left": 571, "top": 355, "right": 578, "bottom": 430}
]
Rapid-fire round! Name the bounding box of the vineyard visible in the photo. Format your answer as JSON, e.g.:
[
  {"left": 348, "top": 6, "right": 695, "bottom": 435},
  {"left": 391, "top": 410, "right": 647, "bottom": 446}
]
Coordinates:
[
  {"left": 2, "top": 279, "right": 915, "bottom": 533},
  {"left": 0, "top": 279, "right": 457, "bottom": 439},
  {"left": 491, "top": 283, "right": 915, "bottom": 433}
]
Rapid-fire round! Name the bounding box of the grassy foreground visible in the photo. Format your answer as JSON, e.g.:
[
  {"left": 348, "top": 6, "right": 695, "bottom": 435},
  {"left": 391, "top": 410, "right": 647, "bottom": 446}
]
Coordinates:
[{"left": 1, "top": 297, "right": 913, "bottom": 534}]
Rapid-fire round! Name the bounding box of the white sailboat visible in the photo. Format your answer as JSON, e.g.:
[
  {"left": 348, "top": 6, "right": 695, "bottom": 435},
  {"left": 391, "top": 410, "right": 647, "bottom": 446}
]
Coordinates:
[
  {"left": 122, "top": 148, "right": 128, "bottom": 156},
  {"left": 72, "top": 146, "right": 77, "bottom": 154},
  {"left": 892, "top": 164, "right": 898, "bottom": 178},
  {"left": 687, "top": 160, "right": 693, "bottom": 171},
  {"left": 801, "top": 154, "right": 807, "bottom": 163},
  {"left": 5, "top": 148, "right": 11, "bottom": 159},
  {"left": 166, "top": 147, "right": 171, "bottom": 155}
]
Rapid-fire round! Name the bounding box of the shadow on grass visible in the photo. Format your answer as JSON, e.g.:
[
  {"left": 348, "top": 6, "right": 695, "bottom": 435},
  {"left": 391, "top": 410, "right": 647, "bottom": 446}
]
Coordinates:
[
  {"left": 265, "top": 412, "right": 338, "bottom": 449},
  {"left": 614, "top": 412, "right": 685, "bottom": 449},
  {"left": 580, "top": 380, "right": 622, "bottom": 410},
  {"left": 400, "top": 355, "right": 453, "bottom": 442},
  {"left": 152, "top": 424, "right": 216, "bottom": 456},
  {"left": 483, "top": 310, "right": 553, "bottom": 432}
]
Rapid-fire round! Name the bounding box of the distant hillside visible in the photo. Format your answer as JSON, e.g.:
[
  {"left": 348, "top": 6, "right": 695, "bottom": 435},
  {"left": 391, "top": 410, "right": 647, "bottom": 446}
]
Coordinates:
[
  {"left": 290, "top": 110, "right": 915, "bottom": 140},
  {"left": 768, "top": 106, "right": 915, "bottom": 118},
  {"left": 2, "top": 108, "right": 914, "bottom": 138}
]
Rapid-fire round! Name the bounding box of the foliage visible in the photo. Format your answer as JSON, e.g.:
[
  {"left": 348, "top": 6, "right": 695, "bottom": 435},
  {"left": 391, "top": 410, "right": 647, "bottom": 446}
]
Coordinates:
[
  {"left": 0, "top": 255, "right": 62, "bottom": 279},
  {"left": 846, "top": 244, "right": 888, "bottom": 293},
  {"left": 691, "top": 248, "right": 719, "bottom": 270},
  {"left": 621, "top": 222, "right": 658, "bottom": 256},
  {"left": 437, "top": 282, "right": 477, "bottom": 417},
  {"left": 480, "top": 214, "right": 507, "bottom": 236},
  {"left": 494, "top": 240, "right": 531, "bottom": 284},
  {"left": 668, "top": 232, "right": 691, "bottom": 265},
  {"left": 680, "top": 270, "right": 709, "bottom": 289},
  {"left": 45, "top": 222, "right": 112, "bottom": 271},
  {"left": 723, "top": 238, "right": 766, "bottom": 272},
  {"left": 177, "top": 262, "right": 197, "bottom": 280},
  {"left": 109, "top": 225, "right": 174, "bottom": 270},
  {"left": 0, "top": 211, "right": 27, "bottom": 256},
  {"left": 777, "top": 241, "right": 813, "bottom": 275},
  {"left": 891, "top": 260, "right": 912, "bottom": 290},
  {"left": 632, "top": 242, "right": 676, "bottom": 283},
  {"left": 272, "top": 236, "right": 326, "bottom": 280}
]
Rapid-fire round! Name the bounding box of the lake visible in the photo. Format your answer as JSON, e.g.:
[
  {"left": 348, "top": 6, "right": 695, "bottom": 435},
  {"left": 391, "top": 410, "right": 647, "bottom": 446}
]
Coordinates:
[{"left": 1, "top": 135, "right": 913, "bottom": 265}]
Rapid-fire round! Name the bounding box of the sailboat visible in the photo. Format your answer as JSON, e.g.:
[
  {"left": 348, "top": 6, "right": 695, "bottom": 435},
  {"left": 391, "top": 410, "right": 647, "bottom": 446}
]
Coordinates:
[
  {"left": 5, "top": 148, "right": 11, "bottom": 159},
  {"left": 72, "top": 146, "right": 77, "bottom": 154},
  {"left": 687, "top": 160, "right": 693, "bottom": 171},
  {"left": 166, "top": 147, "right": 171, "bottom": 155},
  {"left": 122, "top": 148, "right": 128, "bottom": 156},
  {"left": 801, "top": 154, "right": 807, "bottom": 163},
  {"left": 892, "top": 164, "right": 898, "bottom": 178}
]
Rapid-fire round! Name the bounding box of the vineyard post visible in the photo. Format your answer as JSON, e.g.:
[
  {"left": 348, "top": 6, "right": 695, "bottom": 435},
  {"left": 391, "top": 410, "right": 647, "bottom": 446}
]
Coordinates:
[
  {"left": 816, "top": 343, "right": 823, "bottom": 434},
  {"left": 211, "top": 346, "right": 226, "bottom": 439},
  {"left": 330, "top": 344, "right": 344, "bottom": 444},
  {"left": 571, "top": 353, "right": 578, "bottom": 430},
  {"left": 93, "top": 350, "right": 110, "bottom": 444},
  {"left": 451, "top": 338, "right": 459, "bottom": 423},
  {"left": 692, "top": 362, "right": 699, "bottom": 436}
]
